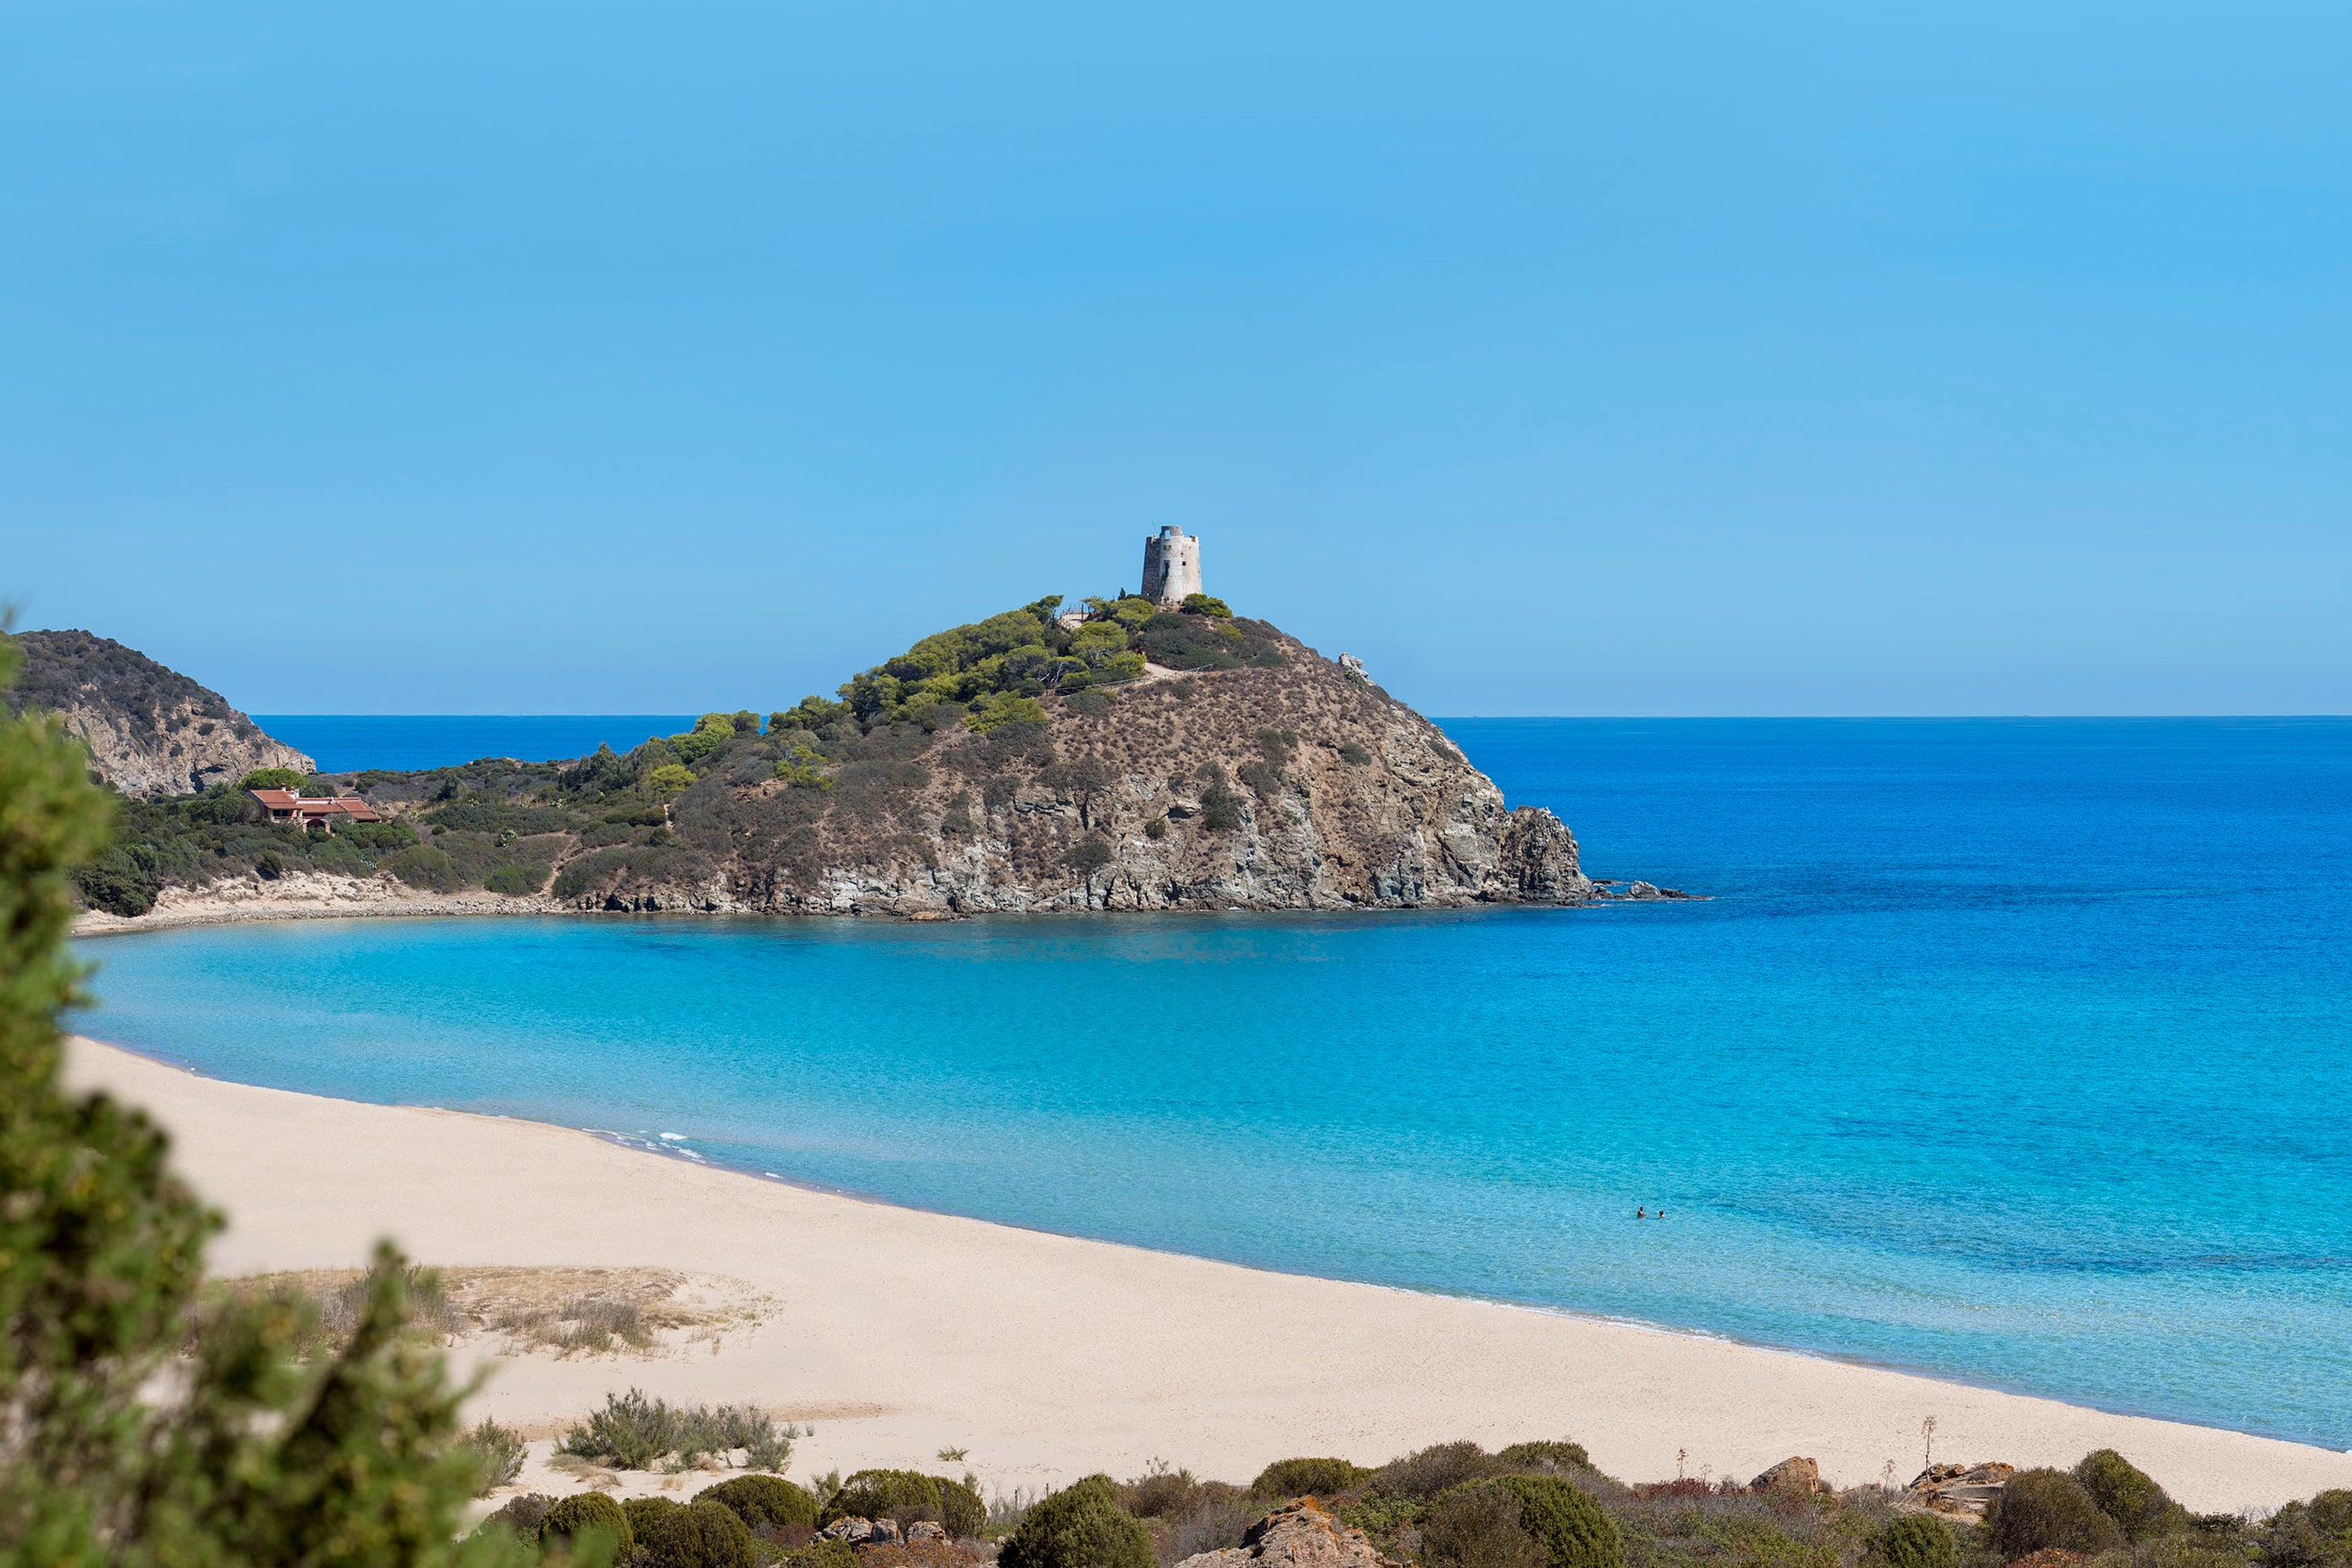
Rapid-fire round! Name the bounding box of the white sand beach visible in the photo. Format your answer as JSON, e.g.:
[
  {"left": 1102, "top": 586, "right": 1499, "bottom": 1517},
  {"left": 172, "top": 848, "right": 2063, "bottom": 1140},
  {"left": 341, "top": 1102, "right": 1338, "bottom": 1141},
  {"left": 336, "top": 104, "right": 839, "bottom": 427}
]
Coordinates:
[{"left": 65, "top": 1035, "right": 2352, "bottom": 1515}]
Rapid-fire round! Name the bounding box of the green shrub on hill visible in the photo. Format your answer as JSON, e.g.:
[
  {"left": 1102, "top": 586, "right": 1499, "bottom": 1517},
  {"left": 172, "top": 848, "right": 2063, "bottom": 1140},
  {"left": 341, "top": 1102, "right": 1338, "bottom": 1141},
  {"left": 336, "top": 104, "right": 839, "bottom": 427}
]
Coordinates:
[
  {"left": 703, "top": 1473, "right": 819, "bottom": 1531},
  {"left": 822, "top": 1467, "right": 977, "bottom": 1533},
  {"left": 1446, "top": 1476, "right": 1621, "bottom": 1568},
  {"left": 999, "top": 1475, "right": 1156, "bottom": 1568},
  {"left": 1182, "top": 593, "right": 1232, "bottom": 617},
  {"left": 1423, "top": 1484, "right": 1547, "bottom": 1568},
  {"left": 968, "top": 692, "right": 1048, "bottom": 732},
  {"left": 672, "top": 714, "right": 741, "bottom": 767},
  {"left": 1874, "top": 1515, "right": 1957, "bottom": 1568},
  {"left": 385, "top": 843, "right": 463, "bottom": 893},
  {"left": 1497, "top": 1442, "right": 1592, "bottom": 1475},
  {"left": 543, "top": 1489, "right": 633, "bottom": 1557},
  {"left": 937, "top": 1474, "right": 988, "bottom": 1539},
  {"left": 1381, "top": 1442, "right": 1505, "bottom": 1499},
  {"left": 1253, "top": 1458, "right": 1374, "bottom": 1498},
  {"left": 2074, "top": 1450, "right": 2184, "bottom": 1542},
  {"left": 634, "top": 1497, "right": 756, "bottom": 1568},
  {"left": 484, "top": 864, "right": 545, "bottom": 896},
  {"left": 1988, "top": 1469, "right": 2125, "bottom": 1559},
  {"left": 625, "top": 1496, "right": 688, "bottom": 1540},
  {"left": 647, "top": 763, "right": 697, "bottom": 795},
  {"left": 1108, "top": 597, "right": 1159, "bottom": 632},
  {"left": 823, "top": 1468, "right": 942, "bottom": 1525},
  {"left": 238, "top": 767, "right": 304, "bottom": 790}
]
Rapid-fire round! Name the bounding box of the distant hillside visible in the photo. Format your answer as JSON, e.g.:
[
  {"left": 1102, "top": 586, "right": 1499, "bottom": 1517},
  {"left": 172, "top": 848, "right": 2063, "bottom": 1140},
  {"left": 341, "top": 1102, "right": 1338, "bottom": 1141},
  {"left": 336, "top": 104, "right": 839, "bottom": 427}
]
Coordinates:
[
  {"left": 69, "top": 596, "right": 1618, "bottom": 920},
  {"left": 4, "top": 629, "right": 312, "bottom": 799}
]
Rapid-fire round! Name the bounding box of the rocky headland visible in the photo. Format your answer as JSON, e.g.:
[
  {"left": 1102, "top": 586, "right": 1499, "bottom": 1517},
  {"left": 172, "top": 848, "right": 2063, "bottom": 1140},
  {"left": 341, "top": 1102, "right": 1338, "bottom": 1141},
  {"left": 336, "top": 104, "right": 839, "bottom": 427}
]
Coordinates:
[
  {"left": 5, "top": 628, "right": 312, "bottom": 798},
  {"left": 46, "top": 599, "right": 1690, "bottom": 925}
]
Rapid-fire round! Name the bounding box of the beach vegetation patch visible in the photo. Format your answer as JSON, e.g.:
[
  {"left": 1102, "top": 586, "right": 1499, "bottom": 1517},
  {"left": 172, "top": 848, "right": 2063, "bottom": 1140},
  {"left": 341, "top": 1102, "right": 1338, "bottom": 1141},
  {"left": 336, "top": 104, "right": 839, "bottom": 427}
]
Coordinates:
[
  {"left": 475, "top": 1490, "right": 556, "bottom": 1542},
  {"left": 998, "top": 1475, "right": 1155, "bottom": 1568},
  {"left": 823, "top": 1469, "right": 985, "bottom": 1538},
  {"left": 559, "top": 1388, "right": 802, "bottom": 1474},
  {"left": 1254, "top": 1458, "right": 1374, "bottom": 1499},
  {"left": 1383, "top": 1443, "right": 1509, "bottom": 1500},
  {"left": 703, "top": 1473, "right": 819, "bottom": 1532},
  {"left": 1989, "top": 1472, "right": 2125, "bottom": 1559},
  {"left": 1498, "top": 1443, "right": 1594, "bottom": 1476},
  {"left": 544, "top": 1489, "right": 634, "bottom": 1557},
  {"left": 625, "top": 1494, "right": 757, "bottom": 1568},
  {"left": 1443, "top": 1476, "right": 1622, "bottom": 1568},
  {"left": 1874, "top": 1515, "right": 1958, "bottom": 1568},
  {"left": 1424, "top": 1483, "right": 1549, "bottom": 1568},
  {"left": 2072, "top": 1451, "right": 2184, "bottom": 1543},
  {"left": 563, "top": 1387, "right": 678, "bottom": 1470},
  {"left": 459, "top": 1416, "right": 528, "bottom": 1494},
  {"left": 1108, "top": 1461, "right": 1257, "bottom": 1559}
]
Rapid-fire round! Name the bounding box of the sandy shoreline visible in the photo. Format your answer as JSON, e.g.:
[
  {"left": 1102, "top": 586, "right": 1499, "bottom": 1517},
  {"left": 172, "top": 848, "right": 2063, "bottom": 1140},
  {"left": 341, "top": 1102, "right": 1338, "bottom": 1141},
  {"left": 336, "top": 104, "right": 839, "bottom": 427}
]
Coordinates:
[{"left": 63, "top": 1035, "right": 2352, "bottom": 1515}]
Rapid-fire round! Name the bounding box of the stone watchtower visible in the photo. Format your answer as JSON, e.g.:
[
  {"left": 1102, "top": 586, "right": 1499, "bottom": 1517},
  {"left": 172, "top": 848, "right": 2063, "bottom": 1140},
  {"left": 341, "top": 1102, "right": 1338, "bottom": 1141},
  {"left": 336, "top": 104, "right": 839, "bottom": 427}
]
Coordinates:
[{"left": 1140, "top": 526, "right": 1203, "bottom": 608}]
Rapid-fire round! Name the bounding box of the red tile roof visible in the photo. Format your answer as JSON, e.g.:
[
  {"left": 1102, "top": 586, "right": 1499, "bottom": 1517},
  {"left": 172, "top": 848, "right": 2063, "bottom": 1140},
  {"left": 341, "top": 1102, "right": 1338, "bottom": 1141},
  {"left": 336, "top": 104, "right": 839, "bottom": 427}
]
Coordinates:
[{"left": 248, "top": 790, "right": 382, "bottom": 823}]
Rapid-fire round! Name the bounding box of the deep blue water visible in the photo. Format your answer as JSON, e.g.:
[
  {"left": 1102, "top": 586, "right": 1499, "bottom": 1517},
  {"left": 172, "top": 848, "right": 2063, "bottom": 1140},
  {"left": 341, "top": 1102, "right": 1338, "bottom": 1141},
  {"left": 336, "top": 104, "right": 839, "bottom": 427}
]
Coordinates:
[
  {"left": 255, "top": 715, "right": 694, "bottom": 773},
  {"left": 77, "top": 719, "right": 2352, "bottom": 1449}
]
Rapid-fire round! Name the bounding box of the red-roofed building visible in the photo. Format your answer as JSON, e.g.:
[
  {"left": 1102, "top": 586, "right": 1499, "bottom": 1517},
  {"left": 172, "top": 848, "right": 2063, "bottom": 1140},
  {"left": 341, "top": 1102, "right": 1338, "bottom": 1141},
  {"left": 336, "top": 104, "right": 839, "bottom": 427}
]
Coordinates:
[{"left": 248, "top": 789, "right": 383, "bottom": 831}]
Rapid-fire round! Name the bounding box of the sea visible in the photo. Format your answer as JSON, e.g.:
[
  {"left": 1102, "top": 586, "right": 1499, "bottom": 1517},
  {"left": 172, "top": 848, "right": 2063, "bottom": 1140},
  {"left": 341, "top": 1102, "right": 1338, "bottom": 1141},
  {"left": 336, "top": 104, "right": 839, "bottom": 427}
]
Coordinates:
[{"left": 74, "top": 717, "right": 2352, "bottom": 1452}]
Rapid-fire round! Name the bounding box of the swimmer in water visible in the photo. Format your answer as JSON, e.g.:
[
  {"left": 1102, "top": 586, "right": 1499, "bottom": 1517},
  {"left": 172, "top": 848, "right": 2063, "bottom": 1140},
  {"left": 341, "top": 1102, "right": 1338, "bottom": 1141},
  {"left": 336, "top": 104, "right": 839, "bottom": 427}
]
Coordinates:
[{"left": 1637, "top": 1206, "right": 1646, "bottom": 1219}]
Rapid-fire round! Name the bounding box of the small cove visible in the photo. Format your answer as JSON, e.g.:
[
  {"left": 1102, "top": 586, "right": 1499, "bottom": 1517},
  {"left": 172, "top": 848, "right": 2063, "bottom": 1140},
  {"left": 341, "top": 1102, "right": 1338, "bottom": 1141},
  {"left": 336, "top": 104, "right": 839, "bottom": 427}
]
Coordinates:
[{"left": 74, "top": 718, "right": 2352, "bottom": 1450}]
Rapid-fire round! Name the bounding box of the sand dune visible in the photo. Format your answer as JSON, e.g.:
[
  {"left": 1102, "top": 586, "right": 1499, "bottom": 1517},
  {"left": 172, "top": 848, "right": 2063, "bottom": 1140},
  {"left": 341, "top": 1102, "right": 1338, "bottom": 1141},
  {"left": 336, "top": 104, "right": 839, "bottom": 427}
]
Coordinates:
[{"left": 65, "top": 1035, "right": 2352, "bottom": 1514}]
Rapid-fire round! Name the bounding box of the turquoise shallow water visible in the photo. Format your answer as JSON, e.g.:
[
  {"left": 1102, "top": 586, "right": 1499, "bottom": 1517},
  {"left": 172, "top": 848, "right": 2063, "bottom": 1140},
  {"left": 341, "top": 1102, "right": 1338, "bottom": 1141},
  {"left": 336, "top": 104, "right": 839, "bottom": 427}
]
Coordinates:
[{"left": 75, "top": 719, "right": 2352, "bottom": 1449}]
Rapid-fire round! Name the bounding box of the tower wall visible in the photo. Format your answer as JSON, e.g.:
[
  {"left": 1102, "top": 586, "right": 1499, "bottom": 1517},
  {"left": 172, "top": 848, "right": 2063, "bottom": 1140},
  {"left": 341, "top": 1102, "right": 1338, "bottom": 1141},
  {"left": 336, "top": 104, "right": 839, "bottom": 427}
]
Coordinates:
[{"left": 1141, "top": 527, "right": 1203, "bottom": 607}]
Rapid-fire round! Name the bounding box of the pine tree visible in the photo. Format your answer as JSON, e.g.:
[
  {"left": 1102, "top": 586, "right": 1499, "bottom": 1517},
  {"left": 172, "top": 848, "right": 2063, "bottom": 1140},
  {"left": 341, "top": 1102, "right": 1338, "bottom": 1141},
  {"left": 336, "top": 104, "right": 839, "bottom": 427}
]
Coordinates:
[{"left": 0, "top": 635, "right": 579, "bottom": 1565}]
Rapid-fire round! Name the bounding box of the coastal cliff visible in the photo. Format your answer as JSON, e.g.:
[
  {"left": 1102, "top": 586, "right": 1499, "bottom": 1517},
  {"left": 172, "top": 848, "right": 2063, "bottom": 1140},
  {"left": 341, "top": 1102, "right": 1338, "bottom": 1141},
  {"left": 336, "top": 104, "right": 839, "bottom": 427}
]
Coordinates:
[
  {"left": 604, "top": 627, "right": 1587, "bottom": 915},
  {"left": 4, "top": 629, "right": 312, "bottom": 798},
  {"left": 63, "top": 598, "right": 1640, "bottom": 923}
]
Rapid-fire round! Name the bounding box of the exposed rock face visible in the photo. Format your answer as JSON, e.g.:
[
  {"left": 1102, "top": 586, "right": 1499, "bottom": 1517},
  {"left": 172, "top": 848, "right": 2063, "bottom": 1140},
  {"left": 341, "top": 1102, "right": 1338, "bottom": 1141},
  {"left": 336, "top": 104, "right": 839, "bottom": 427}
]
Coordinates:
[
  {"left": 1752, "top": 1457, "right": 1824, "bottom": 1495},
  {"left": 1901, "top": 1462, "right": 2016, "bottom": 1520},
  {"left": 1174, "top": 1500, "right": 1398, "bottom": 1568},
  {"left": 587, "top": 632, "right": 1596, "bottom": 916},
  {"left": 4, "top": 629, "right": 310, "bottom": 797}
]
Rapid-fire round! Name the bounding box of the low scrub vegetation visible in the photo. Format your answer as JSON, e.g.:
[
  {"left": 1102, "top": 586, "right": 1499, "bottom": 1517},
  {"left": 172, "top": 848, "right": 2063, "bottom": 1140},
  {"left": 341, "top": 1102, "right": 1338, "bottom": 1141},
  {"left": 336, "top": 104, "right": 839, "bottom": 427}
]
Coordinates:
[
  {"left": 464, "top": 1423, "right": 2352, "bottom": 1568},
  {"left": 560, "top": 1388, "right": 802, "bottom": 1473},
  {"left": 60, "top": 587, "right": 1329, "bottom": 919}
]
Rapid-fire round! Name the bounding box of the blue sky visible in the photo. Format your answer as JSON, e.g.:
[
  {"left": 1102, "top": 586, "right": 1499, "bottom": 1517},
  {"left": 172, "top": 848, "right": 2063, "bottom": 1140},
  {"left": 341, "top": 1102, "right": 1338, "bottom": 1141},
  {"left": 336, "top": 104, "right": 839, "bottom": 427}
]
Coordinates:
[{"left": 5, "top": 3, "right": 2348, "bottom": 715}]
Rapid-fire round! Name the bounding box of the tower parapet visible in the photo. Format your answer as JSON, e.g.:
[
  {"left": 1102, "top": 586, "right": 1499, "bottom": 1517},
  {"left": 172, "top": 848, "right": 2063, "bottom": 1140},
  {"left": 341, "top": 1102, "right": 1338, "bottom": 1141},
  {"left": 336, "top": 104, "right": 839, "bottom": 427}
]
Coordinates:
[{"left": 1141, "top": 526, "right": 1203, "bottom": 608}]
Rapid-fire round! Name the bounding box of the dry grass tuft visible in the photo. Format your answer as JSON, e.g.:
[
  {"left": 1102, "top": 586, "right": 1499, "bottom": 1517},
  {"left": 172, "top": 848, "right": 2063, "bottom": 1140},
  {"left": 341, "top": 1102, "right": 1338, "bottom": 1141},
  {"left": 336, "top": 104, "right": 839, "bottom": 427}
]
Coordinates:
[{"left": 207, "top": 1264, "right": 773, "bottom": 1360}]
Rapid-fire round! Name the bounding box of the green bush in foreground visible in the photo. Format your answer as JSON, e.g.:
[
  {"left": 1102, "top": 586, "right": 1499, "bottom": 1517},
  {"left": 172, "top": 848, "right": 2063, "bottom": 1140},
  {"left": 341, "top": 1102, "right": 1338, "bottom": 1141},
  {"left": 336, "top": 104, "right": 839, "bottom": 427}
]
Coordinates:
[
  {"left": 2075, "top": 1449, "right": 2183, "bottom": 1542},
  {"left": 1876, "top": 1514, "right": 1958, "bottom": 1568},
  {"left": 1, "top": 635, "right": 525, "bottom": 1564},
  {"left": 702, "top": 1472, "right": 817, "bottom": 1530},
  {"left": 1422, "top": 1485, "right": 1545, "bottom": 1568},
  {"left": 622, "top": 1495, "right": 755, "bottom": 1568},
  {"left": 1988, "top": 1469, "right": 2125, "bottom": 1559},
  {"left": 825, "top": 1468, "right": 941, "bottom": 1525},
  {"left": 1253, "top": 1457, "right": 1374, "bottom": 1499},
  {"left": 937, "top": 1475, "right": 988, "bottom": 1540},
  {"left": 541, "top": 1490, "right": 633, "bottom": 1558},
  {"left": 1497, "top": 1442, "right": 1591, "bottom": 1474},
  {"left": 998, "top": 1475, "right": 1155, "bottom": 1568},
  {"left": 1445, "top": 1476, "right": 1622, "bottom": 1568}
]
